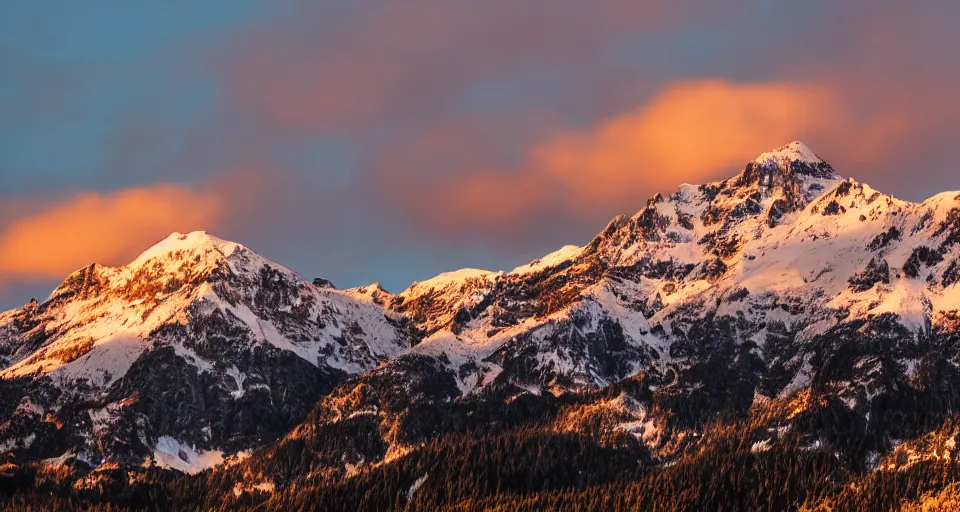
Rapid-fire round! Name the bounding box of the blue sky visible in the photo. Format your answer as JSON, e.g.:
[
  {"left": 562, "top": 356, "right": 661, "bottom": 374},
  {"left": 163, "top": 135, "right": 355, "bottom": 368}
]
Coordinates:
[{"left": 2, "top": 0, "right": 959, "bottom": 309}]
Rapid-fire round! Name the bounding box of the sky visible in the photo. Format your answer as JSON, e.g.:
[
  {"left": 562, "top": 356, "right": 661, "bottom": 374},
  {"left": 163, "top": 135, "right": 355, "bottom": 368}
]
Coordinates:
[{"left": 2, "top": 1, "right": 960, "bottom": 310}]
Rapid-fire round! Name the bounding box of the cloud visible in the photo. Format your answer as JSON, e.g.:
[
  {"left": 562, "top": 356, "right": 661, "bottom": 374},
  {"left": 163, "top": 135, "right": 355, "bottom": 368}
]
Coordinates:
[
  {"left": 534, "top": 80, "right": 839, "bottom": 203},
  {"left": 0, "top": 184, "right": 222, "bottom": 283},
  {"left": 377, "top": 70, "right": 960, "bottom": 250},
  {"left": 383, "top": 79, "right": 844, "bottom": 238},
  {"left": 99, "top": 1, "right": 960, "bottom": 260},
  {"left": 7, "top": 1, "right": 960, "bottom": 310},
  {"left": 221, "top": 0, "right": 741, "bottom": 133}
]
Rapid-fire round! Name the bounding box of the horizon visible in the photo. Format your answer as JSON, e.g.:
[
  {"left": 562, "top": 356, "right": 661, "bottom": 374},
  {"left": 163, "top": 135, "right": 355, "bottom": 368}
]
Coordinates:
[
  {"left": 4, "top": 137, "right": 958, "bottom": 309},
  {"left": 3, "top": 2, "right": 960, "bottom": 310},
  {"left": 2, "top": 138, "right": 958, "bottom": 309}
]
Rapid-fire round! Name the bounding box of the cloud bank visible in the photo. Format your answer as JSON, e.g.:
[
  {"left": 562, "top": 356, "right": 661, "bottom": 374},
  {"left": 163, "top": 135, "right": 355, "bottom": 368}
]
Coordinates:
[{"left": 0, "top": 185, "right": 221, "bottom": 286}]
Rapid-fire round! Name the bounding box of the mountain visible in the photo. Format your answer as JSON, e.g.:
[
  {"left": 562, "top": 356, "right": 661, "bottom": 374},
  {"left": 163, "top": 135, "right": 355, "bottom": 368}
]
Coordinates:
[
  {"left": 1, "top": 142, "right": 959, "bottom": 511},
  {"left": 0, "top": 231, "right": 407, "bottom": 471}
]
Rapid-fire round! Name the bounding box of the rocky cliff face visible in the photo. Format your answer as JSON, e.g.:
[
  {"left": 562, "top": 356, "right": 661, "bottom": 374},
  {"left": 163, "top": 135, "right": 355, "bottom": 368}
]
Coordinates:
[
  {"left": 356, "top": 142, "right": 958, "bottom": 396},
  {"left": 228, "top": 142, "right": 960, "bottom": 494}
]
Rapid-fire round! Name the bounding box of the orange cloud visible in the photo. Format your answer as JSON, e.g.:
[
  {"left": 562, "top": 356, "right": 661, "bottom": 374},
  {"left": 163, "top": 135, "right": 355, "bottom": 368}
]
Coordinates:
[
  {"left": 534, "top": 80, "right": 841, "bottom": 204},
  {"left": 401, "top": 79, "right": 847, "bottom": 233},
  {"left": 0, "top": 185, "right": 222, "bottom": 282}
]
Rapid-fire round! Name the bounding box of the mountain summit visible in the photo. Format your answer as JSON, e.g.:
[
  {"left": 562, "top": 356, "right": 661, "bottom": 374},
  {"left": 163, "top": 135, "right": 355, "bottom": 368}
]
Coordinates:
[
  {"left": 754, "top": 140, "right": 833, "bottom": 171},
  {"left": 0, "top": 230, "right": 407, "bottom": 470},
  {"left": 743, "top": 140, "right": 840, "bottom": 188}
]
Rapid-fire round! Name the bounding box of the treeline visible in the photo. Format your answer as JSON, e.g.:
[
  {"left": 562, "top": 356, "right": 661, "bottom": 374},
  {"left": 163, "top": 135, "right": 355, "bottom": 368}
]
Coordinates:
[
  {"left": 2, "top": 414, "right": 959, "bottom": 511},
  {"left": 3, "top": 362, "right": 960, "bottom": 511}
]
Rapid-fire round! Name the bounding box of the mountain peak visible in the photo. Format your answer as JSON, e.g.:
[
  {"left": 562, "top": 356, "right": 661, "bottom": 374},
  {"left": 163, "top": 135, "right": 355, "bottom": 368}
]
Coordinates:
[
  {"left": 754, "top": 141, "right": 822, "bottom": 166},
  {"left": 131, "top": 231, "right": 240, "bottom": 267},
  {"left": 743, "top": 141, "right": 840, "bottom": 184}
]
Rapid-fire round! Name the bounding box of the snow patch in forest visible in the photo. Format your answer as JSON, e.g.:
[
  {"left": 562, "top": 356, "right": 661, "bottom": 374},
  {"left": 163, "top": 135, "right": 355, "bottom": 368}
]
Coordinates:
[
  {"left": 150, "top": 436, "right": 226, "bottom": 474},
  {"left": 407, "top": 474, "right": 429, "bottom": 499}
]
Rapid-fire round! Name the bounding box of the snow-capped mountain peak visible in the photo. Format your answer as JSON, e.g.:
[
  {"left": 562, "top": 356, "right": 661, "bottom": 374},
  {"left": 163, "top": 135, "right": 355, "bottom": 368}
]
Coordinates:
[
  {"left": 124, "top": 230, "right": 300, "bottom": 289},
  {"left": 130, "top": 230, "right": 239, "bottom": 267},
  {"left": 0, "top": 230, "right": 411, "bottom": 469},
  {"left": 2, "top": 228, "right": 407, "bottom": 383},
  {"left": 362, "top": 141, "right": 960, "bottom": 399},
  {"left": 749, "top": 140, "right": 840, "bottom": 181},
  {"left": 754, "top": 140, "right": 822, "bottom": 167}
]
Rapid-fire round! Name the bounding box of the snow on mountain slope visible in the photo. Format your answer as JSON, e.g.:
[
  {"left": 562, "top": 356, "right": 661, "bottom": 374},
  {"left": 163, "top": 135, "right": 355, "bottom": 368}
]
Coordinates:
[
  {"left": 290, "top": 142, "right": 960, "bottom": 474},
  {"left": 378, "top": 142, "right": 851, "bottom": 389},
  {"left": 1, "top": 231, "right": 404, "bottom": 382},
  {"left": 512, "top": 245, "right": 583, "bottom": 275},
  {"left": 753, "top": 140, "right": 829, "bottom": 169},
  {"left": 2, "top": 142, "right": 958, "bottom": 481},
  {"left": 0, "top": 231, "right": 407, "bottom": 468}
]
